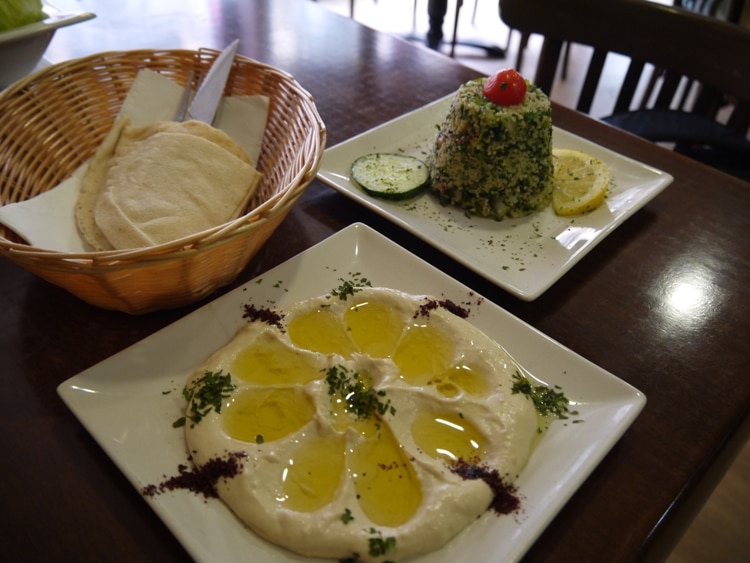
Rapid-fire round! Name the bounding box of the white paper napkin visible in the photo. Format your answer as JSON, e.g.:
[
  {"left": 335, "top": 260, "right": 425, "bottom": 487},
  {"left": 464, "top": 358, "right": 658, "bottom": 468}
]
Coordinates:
[{"left": 0, "top": 69, "right": 269, "bottom": 252}]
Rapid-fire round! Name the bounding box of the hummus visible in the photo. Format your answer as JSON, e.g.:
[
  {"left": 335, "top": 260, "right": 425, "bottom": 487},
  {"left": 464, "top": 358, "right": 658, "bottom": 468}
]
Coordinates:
[{"left": 182, "top": 287, "right": 538, "bottom": 561}]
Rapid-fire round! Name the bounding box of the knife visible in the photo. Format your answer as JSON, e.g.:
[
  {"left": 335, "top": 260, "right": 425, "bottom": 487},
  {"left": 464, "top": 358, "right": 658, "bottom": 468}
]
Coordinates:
[{"left": 186, "top": 39, "right": 240, "bottom": 124}]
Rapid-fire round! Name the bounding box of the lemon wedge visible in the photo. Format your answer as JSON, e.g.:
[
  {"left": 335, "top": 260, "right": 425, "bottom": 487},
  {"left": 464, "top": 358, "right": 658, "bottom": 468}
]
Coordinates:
[{"left": 552, "top": 148, "right": 610, "bottom": 216}]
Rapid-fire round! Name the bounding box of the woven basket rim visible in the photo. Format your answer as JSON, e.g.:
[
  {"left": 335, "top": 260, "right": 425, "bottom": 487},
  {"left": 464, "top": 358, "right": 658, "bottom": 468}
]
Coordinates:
[
  {"left": 1, "top": 47, "right": 300, "bottom": 96},
  {"left": 0, "top": 48, "right": 326, "bottom": 262}
]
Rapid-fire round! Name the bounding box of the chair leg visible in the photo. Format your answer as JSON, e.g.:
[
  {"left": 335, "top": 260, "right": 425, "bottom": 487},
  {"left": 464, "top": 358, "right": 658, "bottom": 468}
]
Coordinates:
[
  {"left": 439, "top": 0, "right": 504, "bottom": 59},
  {"left": 450, "top": 0, "right": 464, "bottom": 58}
]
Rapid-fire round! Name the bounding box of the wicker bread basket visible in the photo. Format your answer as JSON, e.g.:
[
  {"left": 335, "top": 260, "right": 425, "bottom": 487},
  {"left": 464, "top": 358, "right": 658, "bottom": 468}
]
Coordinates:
[{"left": 0, "top": 48, "right": 326, "bottom": 314}]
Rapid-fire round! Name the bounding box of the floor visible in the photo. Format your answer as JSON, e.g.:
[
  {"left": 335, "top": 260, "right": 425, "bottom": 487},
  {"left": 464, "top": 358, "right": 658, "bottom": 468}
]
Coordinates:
[{"left": 317, "top": 1, "right": 750, "bottom": 562}]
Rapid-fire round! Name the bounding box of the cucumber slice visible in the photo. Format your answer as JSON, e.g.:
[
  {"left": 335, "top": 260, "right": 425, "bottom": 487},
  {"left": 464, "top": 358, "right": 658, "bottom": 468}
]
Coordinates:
[{"left": 350, "top": 153, "right": 429, "bottom": 200}]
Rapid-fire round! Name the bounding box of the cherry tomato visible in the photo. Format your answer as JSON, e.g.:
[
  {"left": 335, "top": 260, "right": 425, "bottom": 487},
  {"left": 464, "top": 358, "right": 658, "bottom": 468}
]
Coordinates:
[{"left": 482, "top": 68, "right": 527, "bottom": 106}]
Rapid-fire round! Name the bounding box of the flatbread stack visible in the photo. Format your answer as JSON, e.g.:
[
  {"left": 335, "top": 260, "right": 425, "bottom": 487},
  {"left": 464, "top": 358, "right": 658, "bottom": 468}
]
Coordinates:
[{"left": 75, "top": 118, "right": 262, "bottom": 250}]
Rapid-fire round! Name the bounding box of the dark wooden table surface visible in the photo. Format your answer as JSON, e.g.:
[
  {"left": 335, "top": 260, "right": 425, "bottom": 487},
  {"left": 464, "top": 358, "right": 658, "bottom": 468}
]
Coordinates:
[{"left": 1, "top": 1, "right": 748, "bottom": 561}]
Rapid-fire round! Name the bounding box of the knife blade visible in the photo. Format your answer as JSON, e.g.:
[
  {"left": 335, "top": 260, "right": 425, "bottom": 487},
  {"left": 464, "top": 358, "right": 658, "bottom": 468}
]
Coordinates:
[{"left": 186, "top": 39, "right": 240, "bottom": 124}]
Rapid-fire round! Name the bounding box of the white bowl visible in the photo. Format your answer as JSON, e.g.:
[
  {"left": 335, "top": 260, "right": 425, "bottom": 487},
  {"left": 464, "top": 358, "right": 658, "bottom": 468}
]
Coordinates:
[{"left": 0, "top": 1, "right": 94, "bottom": 89}]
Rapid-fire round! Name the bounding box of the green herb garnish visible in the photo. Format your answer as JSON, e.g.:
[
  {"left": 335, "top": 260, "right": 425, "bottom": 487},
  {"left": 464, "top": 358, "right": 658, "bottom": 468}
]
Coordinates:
[
  {"left": 341, "top": 508, "right": 354, "bottom": 524},
  {"left": 325, "top": 365, "right": 394, "bottom": 419},
  {"left": 511, "top": 371, "right": 577, "bottom": 419},
  {"left": 173, "top": 370, "right": 236, "bottom": 428},
  {"left": 338, "top": 529, "right": 396, "bottom": 563},
  {"left": 368, "top": 528, "right": 397, "bottom": 557},
  {"left": 330, "top": 273, "right": 372, "bottom": 301}
]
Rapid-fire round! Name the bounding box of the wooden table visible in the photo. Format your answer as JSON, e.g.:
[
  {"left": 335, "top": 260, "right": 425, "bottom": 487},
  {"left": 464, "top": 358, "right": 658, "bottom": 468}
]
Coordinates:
[{"left": 1, "top": 1, "right": 748, "bottom": 561}]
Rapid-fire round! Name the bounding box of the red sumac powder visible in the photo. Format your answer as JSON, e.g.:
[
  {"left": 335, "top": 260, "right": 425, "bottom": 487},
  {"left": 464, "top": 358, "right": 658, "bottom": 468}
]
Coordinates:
[
  {"left": 451, "top": 460, "right": 521, "bottom": 515},
  {"left": 142, "top": 451, "right": 246, "bottom": 499},
  {"left": 242, "top": 303, "right": 284, "bottom": 328}
]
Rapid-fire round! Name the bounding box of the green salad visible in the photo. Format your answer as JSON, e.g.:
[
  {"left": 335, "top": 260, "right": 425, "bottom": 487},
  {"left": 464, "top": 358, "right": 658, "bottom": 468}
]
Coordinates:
[{"left": 0, "top": 0, "right": 45, "bottom": 32}]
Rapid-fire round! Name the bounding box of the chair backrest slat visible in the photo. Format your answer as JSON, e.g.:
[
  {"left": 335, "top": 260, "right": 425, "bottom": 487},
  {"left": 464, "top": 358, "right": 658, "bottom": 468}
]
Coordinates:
[
  {"left": 577, "top": 49, "right": 608, "bottom": 114},
  {"left": 654, "top": 70, "right": 685, "bottom": 109},
  {"left": 615, "top": 59, "right": 646, "bottom": 114},
  {"left": 535, "top": 37, "right": 564, "bottom": 95},
  {"left": 727, "top": 100, "right": 750, "bottom": 132}
]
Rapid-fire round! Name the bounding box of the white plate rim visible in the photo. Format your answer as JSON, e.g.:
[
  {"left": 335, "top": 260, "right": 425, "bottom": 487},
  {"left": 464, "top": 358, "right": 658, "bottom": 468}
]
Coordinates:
[{"left": 57, "top": 222, "right": 646, "bottom": 563}]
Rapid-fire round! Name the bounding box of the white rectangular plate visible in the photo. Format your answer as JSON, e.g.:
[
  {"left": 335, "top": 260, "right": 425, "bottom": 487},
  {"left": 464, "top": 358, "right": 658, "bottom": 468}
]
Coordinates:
[
  {"left": 317, "top": 95, "right": 673, "bottom": 300},
  {"left": 58, "top": 223, "right": 645, "bottom": 563}
]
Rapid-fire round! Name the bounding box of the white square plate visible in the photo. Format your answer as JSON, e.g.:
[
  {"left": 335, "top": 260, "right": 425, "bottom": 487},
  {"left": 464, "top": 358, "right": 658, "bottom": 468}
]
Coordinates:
[
  {"left": 317, "top": 95, "right": 673, "bottom": 300},
  {"left": 58, "top": 223, "right": 645, "bottom": 562}
]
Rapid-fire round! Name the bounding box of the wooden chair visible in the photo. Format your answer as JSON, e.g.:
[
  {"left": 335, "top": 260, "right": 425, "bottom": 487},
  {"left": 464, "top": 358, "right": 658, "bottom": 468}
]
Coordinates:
[
  {"left": 499, "top": 0, "right": 750, "bottom": 181},
  {"left": 447, "top": 0, "right": 506, "bottom": 58},
  {"left": 429, "top": 0, "right": 506, "bottom": 58}
]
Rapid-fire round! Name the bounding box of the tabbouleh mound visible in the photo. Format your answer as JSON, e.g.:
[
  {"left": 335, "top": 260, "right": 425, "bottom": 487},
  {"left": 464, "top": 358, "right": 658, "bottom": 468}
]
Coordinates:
[{"left": 429, "top": 78, "right": 553, "bottom": 220}]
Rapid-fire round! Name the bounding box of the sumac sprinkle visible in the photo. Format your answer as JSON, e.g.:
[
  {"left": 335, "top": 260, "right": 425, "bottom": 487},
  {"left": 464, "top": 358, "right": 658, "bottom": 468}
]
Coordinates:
[
  {"left": 242, "top": 303, "right": 284, "bottom": 328},
  {"left": 437, "top": 299, "right": 470, "bottom": 318},
  {"left": 141, "top": 452, "right": 246, "bottom": 499},
  {"left": 451, "top": 460, "right": 521, "bottom": 515},
  {"left": 415, "top": 298, "right": 471, "bottom": 319}
]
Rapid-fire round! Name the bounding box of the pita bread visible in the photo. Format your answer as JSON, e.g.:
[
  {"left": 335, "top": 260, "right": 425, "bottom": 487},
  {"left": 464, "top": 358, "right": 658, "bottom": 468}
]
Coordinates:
[
  {"left": 75, "top": 116, "right": 129, "bottom": 250},
  {"left": 76, "top": 119, "right": 261, "bottom": 250}
]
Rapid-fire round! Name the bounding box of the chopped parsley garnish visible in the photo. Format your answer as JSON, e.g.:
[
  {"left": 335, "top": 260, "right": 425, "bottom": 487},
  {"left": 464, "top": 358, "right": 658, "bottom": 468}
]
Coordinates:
[
  {"left": 325, "top": 365, "right": 395, "bottom": 419},
  {"left": 173, "top": 370, "right": 236, "bottom": 428},
  {"left": 511, "top": 371, "right": 577, "bottom": 419},
  {"left": 368, "top": 528, "right": 397, "bottom": 557},
  {"left": 330, "top": 273, "right": 372, "bottom": 301},
  {"left": 341, "top": 508, "right": 354, "bottom": 524}
]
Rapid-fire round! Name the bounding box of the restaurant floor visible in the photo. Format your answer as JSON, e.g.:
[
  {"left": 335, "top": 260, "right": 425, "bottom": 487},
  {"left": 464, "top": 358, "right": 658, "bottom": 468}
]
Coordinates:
[{"left": 317, "top": 1, "right": 750, "bottom": 561}]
